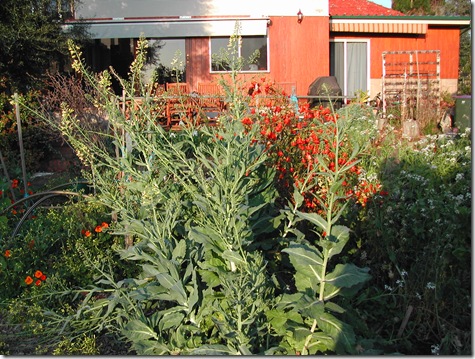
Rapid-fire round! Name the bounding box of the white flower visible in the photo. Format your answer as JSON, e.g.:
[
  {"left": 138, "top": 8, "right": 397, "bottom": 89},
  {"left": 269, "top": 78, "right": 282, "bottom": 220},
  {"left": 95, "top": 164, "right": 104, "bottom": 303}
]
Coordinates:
[
  {"left": 426, "top": 282, "right": 436, "bottom": 290},
  {"left": 455, "top": 173, "right": 464, "bottom": 181},
  {"left": 431, "top": 344, "right": 440, "bottom": 355}
]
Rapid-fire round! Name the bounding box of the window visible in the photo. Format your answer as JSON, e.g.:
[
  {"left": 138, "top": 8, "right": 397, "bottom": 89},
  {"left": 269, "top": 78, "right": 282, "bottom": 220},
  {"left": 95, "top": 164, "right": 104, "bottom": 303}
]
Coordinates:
[
  {"left": 144, "top": 39, "right": 186, "bottom": 84},
  {"left": 210, "top": 36, "right": 268, "bottom": 72},
  {"left": 330, "top": 40, "right": 369, "bottom": 99}
]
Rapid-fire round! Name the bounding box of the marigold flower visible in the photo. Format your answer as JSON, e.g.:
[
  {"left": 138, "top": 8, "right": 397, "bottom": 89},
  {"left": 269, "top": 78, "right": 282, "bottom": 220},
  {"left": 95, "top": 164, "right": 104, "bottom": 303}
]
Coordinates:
[
  {"left": 25, "top": 276, "right": 33, "bottom": 285},
  {"left": 95, "top": 225, "right": 103, "bottom": 233},
  {"left": 4, "top": 249, "right": 11, "bottom": 258},
  {"left": 101, "top": 222, "right": 109, "bottom": 228},
  {"left": 35, "top": 280, "right": 41, "bottom": 286},
  {"left": 81, "top": 229, "right": 91, "bottom": 237},
  {"left": 40, "top": 274, "right": 47, "bottom": 281},
  {"left": 34, "top": 270, "right": 43, "bottom": 279}
]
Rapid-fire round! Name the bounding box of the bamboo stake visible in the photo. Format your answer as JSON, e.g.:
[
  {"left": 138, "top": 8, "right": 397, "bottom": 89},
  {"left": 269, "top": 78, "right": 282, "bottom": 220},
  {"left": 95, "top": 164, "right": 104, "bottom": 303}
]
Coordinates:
[
  {"left": 397, "top": 305, "right": 414, "bottom": 338},
  {"left": 14, "top": 93, "right": 28, "bottom": 198}
]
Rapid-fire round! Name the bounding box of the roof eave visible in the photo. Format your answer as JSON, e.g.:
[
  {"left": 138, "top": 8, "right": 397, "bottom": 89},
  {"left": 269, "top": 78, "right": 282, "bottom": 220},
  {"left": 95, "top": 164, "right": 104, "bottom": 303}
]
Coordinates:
[{"left": 330, "top": 15, "right": 471, "bottom": 27}]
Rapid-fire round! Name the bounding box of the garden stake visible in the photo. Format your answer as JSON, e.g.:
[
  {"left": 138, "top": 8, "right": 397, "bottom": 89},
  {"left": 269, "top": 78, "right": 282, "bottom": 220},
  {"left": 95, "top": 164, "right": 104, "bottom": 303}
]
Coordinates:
[
  {"left": 397, "top": 305, "right": 414, "bottom": 338},
  {"left": 0, "top": 149, "right": 16, "bottom": 202},
  {"left": 14, "top": 93, "right": 29, "bottom": 199}
]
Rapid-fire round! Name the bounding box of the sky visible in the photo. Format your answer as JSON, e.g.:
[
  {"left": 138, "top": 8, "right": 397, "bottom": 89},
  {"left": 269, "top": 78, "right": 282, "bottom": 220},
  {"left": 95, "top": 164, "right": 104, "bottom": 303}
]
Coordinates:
[{"left": 371, "top": 0, "right": 392, "bottom": 8}]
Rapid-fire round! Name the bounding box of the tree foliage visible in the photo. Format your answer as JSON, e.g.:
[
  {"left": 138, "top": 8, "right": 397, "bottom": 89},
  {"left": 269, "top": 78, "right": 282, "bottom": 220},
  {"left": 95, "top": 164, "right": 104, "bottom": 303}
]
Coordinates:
[
  {"left": 393, "top": 0, "right": 471, "bottom": 16},
  {"left": 0, "top": 0, "right": 86, "bottom": 93},
  {"left": 392, "top": 0, "right": 471, "bottom": 94}
]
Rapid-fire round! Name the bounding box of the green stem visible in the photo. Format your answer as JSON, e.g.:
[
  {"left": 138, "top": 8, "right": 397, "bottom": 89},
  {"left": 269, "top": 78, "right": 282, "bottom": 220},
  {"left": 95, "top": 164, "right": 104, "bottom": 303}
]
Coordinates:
[
  {"left": 319, "top": 248, "right": 329, "bottom": 302},
  {"left": 302, "top": 318, "right": 318, "bottom": 355}
]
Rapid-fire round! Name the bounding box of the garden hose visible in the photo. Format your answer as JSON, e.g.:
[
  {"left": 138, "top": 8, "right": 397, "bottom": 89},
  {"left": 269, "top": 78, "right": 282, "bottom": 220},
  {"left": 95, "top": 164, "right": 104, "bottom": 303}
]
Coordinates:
[{"left": 9, "top": 190, "right": 90, "bottom": 239}]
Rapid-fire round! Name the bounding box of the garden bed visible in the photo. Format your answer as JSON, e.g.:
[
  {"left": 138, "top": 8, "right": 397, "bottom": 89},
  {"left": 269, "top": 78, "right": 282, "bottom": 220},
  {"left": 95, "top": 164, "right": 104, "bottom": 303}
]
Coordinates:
[{"left": 0, "top": 37, "right": 471, "bottom": 355}]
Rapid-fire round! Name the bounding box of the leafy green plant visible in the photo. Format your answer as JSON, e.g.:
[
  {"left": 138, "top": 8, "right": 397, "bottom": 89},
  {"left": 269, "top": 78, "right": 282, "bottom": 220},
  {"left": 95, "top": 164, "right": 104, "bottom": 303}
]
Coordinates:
[
  {"left": 350, "top": 128, "right": 471, "bottom": 354},
  {"left": 6, "top": 21, "right": 467, "bottom": 356},
  {"left": 266, "top": 115, "right": 373, "bottom": 355},
  {"left": 11, "top": 29, "right": 375, "bottom": 356}
]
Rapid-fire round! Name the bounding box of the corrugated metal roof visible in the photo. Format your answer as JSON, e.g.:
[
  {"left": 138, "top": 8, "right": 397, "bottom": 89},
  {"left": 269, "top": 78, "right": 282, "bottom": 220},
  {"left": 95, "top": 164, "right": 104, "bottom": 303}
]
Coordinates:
[{"left": 330, "top": 0, "right": 404, "bottom": 17}]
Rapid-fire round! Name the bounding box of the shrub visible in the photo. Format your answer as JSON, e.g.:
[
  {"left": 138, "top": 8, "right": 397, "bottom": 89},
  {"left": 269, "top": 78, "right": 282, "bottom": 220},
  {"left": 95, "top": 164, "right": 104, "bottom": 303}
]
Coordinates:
[{"left": 349, "top": 128, "right": 471, "bottom": 354}]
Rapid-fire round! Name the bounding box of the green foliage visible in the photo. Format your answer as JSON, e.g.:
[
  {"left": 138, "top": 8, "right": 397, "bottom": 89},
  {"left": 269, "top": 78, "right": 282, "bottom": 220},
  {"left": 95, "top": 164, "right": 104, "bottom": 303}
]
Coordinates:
[
  {"left": 349, "top": 128, "right": 471, "bottom": 354},
  {"left": 393, "top": 0, "right": 432, "bottom": 14},
  {"left": 52, "top": 334, "right": 99, "bottom": 355},
  {"left": 0, "top": 89, "right": 61, "bottom": 174},
  {"left": 1, "top": 26, "right": 469, "bottom": 356},
  {"left": 265, "top": 118, "right": 372, "bottom": 354},
  {"left": 457, "top": 30, "right": 471, "bottom": 95},
  {"left": 0, "top": 0, "right": 86, "bottom": 93},
  {"left": 6, "top": 34, "right": 373, "bottom": 355},
  {"left": 0, "top": 198, "right": 134, "bottom": 299}
]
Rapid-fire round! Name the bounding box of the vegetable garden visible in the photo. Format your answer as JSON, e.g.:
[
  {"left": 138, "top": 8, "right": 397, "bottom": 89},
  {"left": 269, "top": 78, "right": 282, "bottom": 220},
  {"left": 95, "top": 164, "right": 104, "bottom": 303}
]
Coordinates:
[{"left": 0, "top": 36, "right": 471, "bottom": 355}]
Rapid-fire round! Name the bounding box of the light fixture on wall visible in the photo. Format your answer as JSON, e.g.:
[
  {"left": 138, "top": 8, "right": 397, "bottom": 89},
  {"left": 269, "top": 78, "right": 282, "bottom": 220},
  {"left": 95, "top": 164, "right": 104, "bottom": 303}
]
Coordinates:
[{"left": 297, "top": 9, "right": 303, "bottom": 23}]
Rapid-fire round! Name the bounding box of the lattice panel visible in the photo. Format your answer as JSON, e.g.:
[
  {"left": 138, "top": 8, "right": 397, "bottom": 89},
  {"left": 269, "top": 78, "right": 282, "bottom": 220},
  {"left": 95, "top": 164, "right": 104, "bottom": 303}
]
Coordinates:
[{"left": 382, "top": 50, "right": 440, "bottom": 121}]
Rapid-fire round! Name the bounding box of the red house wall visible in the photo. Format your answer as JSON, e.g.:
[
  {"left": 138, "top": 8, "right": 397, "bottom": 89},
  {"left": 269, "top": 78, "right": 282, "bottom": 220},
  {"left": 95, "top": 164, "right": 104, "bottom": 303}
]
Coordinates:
[
  {"left": 186, "top": 16, "right": 330, "bottom": 96},
  {"left": 332, "top": 27, "right": 461, "bottom": 80},
  {"left": 266, "top": 16, "right": 330, "bottom": 95}
]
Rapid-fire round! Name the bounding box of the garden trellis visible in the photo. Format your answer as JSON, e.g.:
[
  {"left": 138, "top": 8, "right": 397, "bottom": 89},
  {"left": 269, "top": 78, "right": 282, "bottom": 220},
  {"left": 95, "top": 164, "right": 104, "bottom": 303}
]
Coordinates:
[{"left": 382, "top": 50, "right": 441, "bottom": 122}]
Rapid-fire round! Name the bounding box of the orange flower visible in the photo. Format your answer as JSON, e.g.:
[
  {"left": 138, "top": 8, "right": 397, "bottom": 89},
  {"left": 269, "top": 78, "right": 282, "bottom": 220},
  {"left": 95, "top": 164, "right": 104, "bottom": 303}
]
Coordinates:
[
  {"left": 35, "top": 280, "right": 41, "bottom": 286},
  {"left": 40, "top": 274, "right": 47, "bottom": 281},
  {"left": 4, "top": 249, "right": 11, "bottom": 258},
  {"left": 25, "top": 276, "right": 33, "bottom": 285},
  {"left": 95, "top": 225, "right": 103, "bottom": 233},
  {"left": 34, "top": 270, "right": 43, "bottom": 279},
  {"left": 81, "top": 229, "right": 91, "bottom": 237},
  {"left": 101, "top": 222, "right": 109, "bottom": 228}
]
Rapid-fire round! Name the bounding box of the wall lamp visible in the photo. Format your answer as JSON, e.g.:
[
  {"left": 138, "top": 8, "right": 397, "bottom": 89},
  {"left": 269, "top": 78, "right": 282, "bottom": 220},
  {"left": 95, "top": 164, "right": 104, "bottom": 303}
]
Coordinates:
[{"left": 297, "top": 9, "right": 303, "bottom": 23}]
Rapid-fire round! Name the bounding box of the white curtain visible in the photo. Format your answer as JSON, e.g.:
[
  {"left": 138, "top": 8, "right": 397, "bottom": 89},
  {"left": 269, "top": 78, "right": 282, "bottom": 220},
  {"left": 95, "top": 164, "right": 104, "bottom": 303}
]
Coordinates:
[
  {"left": 347, "top": 42, "right": 367, "bottom": 97},
  {"left": 330, "top": 41, "right": 367, "bottom": 97}
]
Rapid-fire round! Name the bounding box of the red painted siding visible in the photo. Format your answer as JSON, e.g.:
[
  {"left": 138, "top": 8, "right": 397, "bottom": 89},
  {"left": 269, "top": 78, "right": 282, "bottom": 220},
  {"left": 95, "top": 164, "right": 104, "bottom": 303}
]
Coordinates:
[
  {"left": 186, "top": 16, "right": 330, "bottom": 96},
  {"left": 332, "top": 27, "right": 461, "bottom": 80},
  {"left": 267, "top": 16, "right": 330, "bottom": 95}
]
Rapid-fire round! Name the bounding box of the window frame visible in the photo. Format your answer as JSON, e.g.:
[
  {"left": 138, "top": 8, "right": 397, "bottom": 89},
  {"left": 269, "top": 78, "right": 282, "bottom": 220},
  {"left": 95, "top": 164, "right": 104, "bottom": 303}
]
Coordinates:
[{"left": 330, "top": 39, "right": 371, "bottom": 99}]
